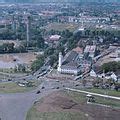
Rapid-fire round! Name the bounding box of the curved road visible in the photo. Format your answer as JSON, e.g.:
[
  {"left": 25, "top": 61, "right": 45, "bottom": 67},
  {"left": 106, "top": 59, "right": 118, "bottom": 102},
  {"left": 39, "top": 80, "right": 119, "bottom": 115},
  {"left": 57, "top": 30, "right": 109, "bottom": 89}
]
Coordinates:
[
  {"left": 0, "top": 78, "right": 78, "bottom": 120},
  {"left": 0, "top": 80, "right": 58, "bottom": 120}
]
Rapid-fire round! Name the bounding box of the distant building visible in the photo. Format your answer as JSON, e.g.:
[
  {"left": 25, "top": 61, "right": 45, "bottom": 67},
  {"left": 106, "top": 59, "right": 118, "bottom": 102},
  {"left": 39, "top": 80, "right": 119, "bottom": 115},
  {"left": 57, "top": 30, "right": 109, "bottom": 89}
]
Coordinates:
[
  {"left": 72, "top": 47, "right": 83, "bottom": 58},
  {"left": 84, "top": 45, "right": 96, "bottom": 58},
  {"left": 68, "top": 16, "right": 110, "bottom": 24},
  {"left": 46, "top": 35, "right": 61, "bottom": 47},
  {"left": 90, "top": 69, "right": 97, "bottom": 77},
  {"left": 49, "top": 35, "right": 61, "bottom": 41},
  {"left": 90, "top": 70, "right": 119, "bottom": 82}
]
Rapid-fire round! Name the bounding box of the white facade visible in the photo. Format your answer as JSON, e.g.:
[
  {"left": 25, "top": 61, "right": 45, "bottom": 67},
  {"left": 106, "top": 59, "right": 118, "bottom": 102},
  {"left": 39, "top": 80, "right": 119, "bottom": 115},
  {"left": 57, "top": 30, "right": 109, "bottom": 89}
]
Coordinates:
[
  {"left": 90, "top": 70, "right": 97, "bottom": 77},
  {"left": 60, "top": 68, "right": 78, "bottom": 75},
  {"left": 57, "top": 52, "right": 63, "bottom": 72},
  {"left": 50, "top": 35, "right": 61, "bottom": 41},
  {"left": 57, "top": 52, "right": 80, "bottom": 75},
  {"left": 111, "top": 73, "right": 118, "bottom": 81}
]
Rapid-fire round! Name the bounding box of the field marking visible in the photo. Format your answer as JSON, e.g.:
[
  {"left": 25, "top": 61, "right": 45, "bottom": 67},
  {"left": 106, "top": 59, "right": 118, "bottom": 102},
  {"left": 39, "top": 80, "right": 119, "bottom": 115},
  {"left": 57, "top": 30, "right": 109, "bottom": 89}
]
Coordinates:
[{"left": 66, "top": 88, "right": 120, "bottom": 100}]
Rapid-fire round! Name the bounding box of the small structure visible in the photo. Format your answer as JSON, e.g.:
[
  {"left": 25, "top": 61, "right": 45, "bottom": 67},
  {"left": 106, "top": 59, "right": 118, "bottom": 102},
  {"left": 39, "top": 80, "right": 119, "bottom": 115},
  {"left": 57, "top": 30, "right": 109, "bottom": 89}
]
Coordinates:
[
  {"left": 84, "top": 45, "right": 96, "bottom": 58},
  {"left": 111, "top": 72, "right": 118, "bottom": 81},
  {"left": 90, "top": 69, "right": 97, "bottom": 77},
  {"left": 86, "top": 94, "right": 95, "bottom": 103},
  {"left": 49, "top": 35, "right": 61, "bottom": 41}
]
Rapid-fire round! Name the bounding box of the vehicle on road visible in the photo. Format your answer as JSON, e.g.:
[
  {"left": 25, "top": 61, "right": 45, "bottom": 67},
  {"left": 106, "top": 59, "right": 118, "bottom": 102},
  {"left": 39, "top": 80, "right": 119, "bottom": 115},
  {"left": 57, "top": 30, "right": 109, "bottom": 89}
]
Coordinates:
[
  {"left": 41, "top": 86, "right": 45, "bottom": 89},
  {"left": 36, "top": 90, "right": 41, "bottom": 94},
  {"left": 56, "top": 87, "right": 59, "bottom": 89}
]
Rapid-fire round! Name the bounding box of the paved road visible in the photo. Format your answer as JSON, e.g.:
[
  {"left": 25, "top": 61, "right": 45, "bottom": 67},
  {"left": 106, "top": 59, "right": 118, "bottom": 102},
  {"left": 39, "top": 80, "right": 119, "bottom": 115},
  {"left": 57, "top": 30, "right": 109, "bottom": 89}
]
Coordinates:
[
  {"left": 0, "top": 78, "right": 80, "bottom": 120},
  {"left": 0, "top": 80, "right": 58, "bottom": 120}
]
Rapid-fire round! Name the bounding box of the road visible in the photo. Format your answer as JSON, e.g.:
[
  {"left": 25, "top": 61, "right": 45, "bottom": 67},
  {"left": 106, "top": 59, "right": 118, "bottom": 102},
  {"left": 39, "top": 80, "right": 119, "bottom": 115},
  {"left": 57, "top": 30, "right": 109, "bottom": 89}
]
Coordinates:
[
  {"left": 0, "top": 78, "right": 82, "bottom": 120},
  {"left": 0, "top": 79, "right": 57, "bottom": 120}
]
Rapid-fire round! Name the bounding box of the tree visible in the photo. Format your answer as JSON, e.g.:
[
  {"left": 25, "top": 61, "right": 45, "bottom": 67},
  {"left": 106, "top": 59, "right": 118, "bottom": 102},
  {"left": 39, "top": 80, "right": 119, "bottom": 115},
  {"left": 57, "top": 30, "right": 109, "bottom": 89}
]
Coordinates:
[
  {"left": 17, "top": 64, "right": 26, "bottom": 72},
  {"left": 31, "top": 56, "right": 44, "bottom": 71},
  {"left": 102, "top": 61, "right": 120, "bottom": 73},
  {"left": 49, "top": 54, "right": 58, "bottom": 66},
  {"left": 36, "top": 35, "right": 45, "bottom": 49},
  {"left": 44, "top": 47, "right": 55, "bottom": 57},
  {"left": 114, "top": 83, "right": 120, "bottom": 91},
  {"left": 62, "top": 29, "right": 73, "bottom": 38}
]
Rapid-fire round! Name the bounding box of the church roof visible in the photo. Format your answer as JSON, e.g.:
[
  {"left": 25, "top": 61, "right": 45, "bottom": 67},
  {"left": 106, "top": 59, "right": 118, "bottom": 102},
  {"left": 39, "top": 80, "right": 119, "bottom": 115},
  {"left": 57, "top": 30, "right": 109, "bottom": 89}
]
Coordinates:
[
  {"left": 63, "top": 51, "right": 78, "bottom": 64},
  {"left": 61, "top": 61, "right": 80, "bottom": 70}
]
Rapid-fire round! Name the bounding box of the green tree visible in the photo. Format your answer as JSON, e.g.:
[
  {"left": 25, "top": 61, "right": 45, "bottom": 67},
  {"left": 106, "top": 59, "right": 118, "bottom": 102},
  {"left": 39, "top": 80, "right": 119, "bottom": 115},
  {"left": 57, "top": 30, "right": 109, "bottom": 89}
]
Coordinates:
[{"left": 31, "top": 56, "right": 44, "bottom": 71}]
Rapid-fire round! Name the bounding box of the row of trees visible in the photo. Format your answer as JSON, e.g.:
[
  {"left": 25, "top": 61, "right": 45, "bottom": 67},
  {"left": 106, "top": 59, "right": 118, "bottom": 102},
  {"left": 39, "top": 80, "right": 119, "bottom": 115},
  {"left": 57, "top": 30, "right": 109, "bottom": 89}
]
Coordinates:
[
  {"left": 102, "top": 61, "right": 120, "bottom": 73},
  {"left": 31, "top": 55, "right": 45, "bottom": 71},
  {"left": 92, "top": 79, "right": 120, "bottom": 91},
  {"left": 14, "top": 64, "right": 26, "bottom": 73},
  {"left": 0, "top": 42, "right": 26, "bottom": 54}
]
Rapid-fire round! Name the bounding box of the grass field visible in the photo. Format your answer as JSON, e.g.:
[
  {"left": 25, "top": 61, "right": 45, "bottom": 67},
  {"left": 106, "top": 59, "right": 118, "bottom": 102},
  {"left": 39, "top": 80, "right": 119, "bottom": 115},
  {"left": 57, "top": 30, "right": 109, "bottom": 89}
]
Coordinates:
[
  {"left": 26, "top": 107, "right": 87, "bottom": 120},
  {"left": 64, "top": 90, "right": 120, "bottom": 108},
  {"left": 44, "top": 23, "right": 80, "bottom": 32},
  {"left": 0, "top": 81, "right": 40, "bottom": 93},
  {"left": 81, "top": 88, "right": 120, "bottom": 97}
]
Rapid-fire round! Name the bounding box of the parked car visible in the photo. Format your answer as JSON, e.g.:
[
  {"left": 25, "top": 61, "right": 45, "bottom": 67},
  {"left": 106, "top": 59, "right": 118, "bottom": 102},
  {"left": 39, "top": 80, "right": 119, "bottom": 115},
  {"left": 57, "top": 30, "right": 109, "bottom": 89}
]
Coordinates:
[
  {"left": 56, "top": 87, "right": 59, "bottom": 89},
  {"left": 41, "top": 86, "right": 45, "bottom": 89},
  {"left": 36, "top": 90, "right": 41, "bottom": 94}
]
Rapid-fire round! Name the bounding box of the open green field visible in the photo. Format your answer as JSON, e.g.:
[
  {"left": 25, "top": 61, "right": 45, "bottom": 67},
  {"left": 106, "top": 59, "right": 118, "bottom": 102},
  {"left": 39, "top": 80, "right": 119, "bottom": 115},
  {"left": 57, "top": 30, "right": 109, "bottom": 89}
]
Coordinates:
[
  {"left": 81, "top": 88, "right": 120, "bottom": 97},
  {"left": 0, "top": 81, "right": 40, "bottom": 93},
  {"left": 44, "top": 23, "right": 80, "bottom": 32},
  {"left": 26, "top": 107, "right": 87, "bottom": 120},
  {"left": 64, "top": 90, "right": 120, "bottom": 108}
]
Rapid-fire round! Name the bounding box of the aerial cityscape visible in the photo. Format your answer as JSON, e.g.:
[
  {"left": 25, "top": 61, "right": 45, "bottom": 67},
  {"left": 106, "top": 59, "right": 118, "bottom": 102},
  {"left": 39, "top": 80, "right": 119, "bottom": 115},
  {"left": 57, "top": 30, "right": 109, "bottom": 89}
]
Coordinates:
[{"left": 0, "top": 0, "right": 120, "bottom": 120}]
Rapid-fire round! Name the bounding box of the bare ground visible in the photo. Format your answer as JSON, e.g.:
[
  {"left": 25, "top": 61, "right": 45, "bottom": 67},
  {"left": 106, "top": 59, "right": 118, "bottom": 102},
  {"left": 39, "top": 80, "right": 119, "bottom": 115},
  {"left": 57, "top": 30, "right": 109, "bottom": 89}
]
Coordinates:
[{"left": 34, "top": 91, "right": 120, "bottom": 120}]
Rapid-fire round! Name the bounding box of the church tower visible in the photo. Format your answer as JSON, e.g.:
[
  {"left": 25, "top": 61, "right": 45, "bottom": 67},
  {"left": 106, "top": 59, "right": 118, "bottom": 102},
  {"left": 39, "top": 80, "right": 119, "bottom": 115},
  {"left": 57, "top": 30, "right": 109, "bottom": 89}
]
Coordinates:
[{"left": 58, "top": 52, "right": 63, "bottom": 72}]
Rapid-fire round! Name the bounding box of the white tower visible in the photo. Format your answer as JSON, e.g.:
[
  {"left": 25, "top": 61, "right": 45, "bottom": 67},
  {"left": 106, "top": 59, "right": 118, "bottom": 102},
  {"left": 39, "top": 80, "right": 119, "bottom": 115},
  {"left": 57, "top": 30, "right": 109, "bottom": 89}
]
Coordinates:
[
  {"left": 26, "top": 17, "right": 29, "bottom": 50},
  {"left": 58, "top": 52, "right": 63, "bottom": 72}
]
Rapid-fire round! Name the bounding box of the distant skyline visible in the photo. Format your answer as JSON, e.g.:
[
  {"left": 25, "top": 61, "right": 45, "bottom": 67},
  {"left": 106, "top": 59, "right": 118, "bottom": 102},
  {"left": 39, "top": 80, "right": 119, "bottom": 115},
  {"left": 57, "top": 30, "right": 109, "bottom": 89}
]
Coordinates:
[{"left": 0, "top": 0, "right": 120, "bottom": 3}]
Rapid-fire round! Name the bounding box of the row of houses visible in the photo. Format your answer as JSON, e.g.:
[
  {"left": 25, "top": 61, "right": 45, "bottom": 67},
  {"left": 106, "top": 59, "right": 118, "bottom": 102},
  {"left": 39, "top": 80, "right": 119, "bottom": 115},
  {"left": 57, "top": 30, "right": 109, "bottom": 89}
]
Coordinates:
[
  {"left": 90, "top": 69, "right": 120, "bottom": 82},
  {"left": 68, "top": 16, "right": 110, "bottom": 24}
]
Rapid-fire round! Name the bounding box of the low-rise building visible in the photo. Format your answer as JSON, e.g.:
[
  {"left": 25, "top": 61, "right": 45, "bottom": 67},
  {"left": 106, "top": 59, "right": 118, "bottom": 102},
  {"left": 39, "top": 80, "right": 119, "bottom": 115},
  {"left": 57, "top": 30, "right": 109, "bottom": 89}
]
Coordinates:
[{"left": 84, "top": 45, "right": 96, "bottom": 58}]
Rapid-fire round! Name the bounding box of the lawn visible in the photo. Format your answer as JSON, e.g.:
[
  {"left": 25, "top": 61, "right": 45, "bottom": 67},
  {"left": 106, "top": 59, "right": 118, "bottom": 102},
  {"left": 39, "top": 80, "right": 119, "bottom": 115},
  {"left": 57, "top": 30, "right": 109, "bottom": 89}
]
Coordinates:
[
  {"left": 81, "top": 88, "right": 120, "bottom": 97},
  {"left": 26, "top": 107, "right": 87, "bottom": 120},
  {"left": 44, "top": 23, "right": 80, "bottom": 32},
  {"left": 64, "top": 90, "right": 120, "bottom": 108},
  {"left": 0, "top": 81, "right": 40, "bottom": 93}
]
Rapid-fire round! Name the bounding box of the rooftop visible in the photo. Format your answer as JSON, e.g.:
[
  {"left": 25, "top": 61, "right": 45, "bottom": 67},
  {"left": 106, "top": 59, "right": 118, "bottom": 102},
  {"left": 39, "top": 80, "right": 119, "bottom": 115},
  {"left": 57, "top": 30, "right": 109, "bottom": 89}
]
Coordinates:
[{"left": 72, "top": 47, "right": 83, "bottom": 54}]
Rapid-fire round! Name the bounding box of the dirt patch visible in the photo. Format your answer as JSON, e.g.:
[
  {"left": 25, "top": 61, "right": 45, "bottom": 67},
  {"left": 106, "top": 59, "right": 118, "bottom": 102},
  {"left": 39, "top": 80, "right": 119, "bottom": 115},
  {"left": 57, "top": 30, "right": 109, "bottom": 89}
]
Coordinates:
[
  {"left": 36, "top": 92, "right": 78, "bottom": 113},
  {"left": 50, "top": 96, "right": 77, "bottom": 109},
  {"left": 35, "top": 91, "right": 120, "bottom": 120}
]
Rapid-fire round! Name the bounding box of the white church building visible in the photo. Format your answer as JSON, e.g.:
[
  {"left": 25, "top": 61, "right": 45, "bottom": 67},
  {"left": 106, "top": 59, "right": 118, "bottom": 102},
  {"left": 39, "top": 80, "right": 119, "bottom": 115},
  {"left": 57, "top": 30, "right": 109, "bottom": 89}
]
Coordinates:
[{"left": 57, "top": 52, "right": 81, "bottom": 75}]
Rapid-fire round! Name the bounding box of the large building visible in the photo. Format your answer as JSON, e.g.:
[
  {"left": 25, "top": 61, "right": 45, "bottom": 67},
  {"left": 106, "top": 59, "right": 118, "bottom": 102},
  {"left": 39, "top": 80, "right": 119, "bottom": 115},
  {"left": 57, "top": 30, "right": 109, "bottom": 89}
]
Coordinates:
[{"left": 57, "top": 47, "right": 91, "bottom": 75}]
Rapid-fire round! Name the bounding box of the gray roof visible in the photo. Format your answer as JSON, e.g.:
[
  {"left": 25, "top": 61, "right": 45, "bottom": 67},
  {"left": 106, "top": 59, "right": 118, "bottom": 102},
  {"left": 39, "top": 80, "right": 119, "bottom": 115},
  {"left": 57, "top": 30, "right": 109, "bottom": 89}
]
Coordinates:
[
  {"left": 61, "top": 61, "right": 80, "bottom": 70},
  {"left": 63, "top": 51, "right": 78, "bottom": 65}
]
